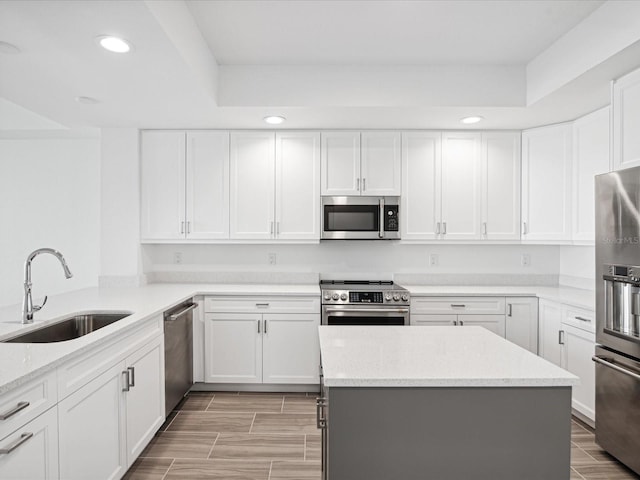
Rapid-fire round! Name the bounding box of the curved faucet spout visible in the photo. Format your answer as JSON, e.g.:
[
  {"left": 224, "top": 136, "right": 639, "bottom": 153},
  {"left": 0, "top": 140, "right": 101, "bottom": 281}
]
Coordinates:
[{"left": 22, "top": 248, "right": 73, "bottom": 324}]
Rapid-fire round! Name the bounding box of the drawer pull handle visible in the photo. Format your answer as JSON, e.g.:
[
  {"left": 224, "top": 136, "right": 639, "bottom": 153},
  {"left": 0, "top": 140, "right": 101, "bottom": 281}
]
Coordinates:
[
  {"left": 0, "top": 401, "right": 30, "bottom": 420},
  {"left": 128, "top": 366, "right": 135, "bottom": 388},
  {"left": 575, "top": 316, "right": 591, "bottom": 323},
  {"left": 256, "top": 303, "right": 269, "bottom": 308},
  {"left": 0, "top": 432, "right": 33, "bottom": 455},
  {"left": 592, "top": 356, "right": 640, "bottom": 381},
  {"left": 451, "top": 304, "right": 466, "bottom": 308}
]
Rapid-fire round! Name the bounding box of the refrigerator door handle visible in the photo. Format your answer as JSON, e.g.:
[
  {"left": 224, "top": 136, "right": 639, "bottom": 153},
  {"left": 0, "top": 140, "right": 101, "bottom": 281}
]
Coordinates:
[{"left": 593, "top": 355, "right": 640, "bottom": 381}]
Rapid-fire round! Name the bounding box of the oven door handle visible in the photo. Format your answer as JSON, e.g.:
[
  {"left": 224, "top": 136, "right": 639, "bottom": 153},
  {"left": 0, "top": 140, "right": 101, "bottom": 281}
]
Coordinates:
[
  {"left": 324, "top": 308, "right": 410, "bottom": 314},
  {"left": 379, "top": 197, "right": 385, "bottom": 238},
  {"left": 592, "top": 355, "right": 640, "bottom": 381}
]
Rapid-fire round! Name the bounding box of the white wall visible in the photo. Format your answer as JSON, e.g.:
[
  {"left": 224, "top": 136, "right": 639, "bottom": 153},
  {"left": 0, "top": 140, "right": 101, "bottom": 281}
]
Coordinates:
[
  {"left": 0, "top": 136, "right": 101, "bottom": 308},
  {"left": 143, "top": 243, "right": 561, "bottom": 284}
]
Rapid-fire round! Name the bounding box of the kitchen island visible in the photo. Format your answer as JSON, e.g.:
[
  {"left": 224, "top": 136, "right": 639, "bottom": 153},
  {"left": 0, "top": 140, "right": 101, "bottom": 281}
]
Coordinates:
[{"left": 318, "top": 325, "right": 579, "bottom": 480}]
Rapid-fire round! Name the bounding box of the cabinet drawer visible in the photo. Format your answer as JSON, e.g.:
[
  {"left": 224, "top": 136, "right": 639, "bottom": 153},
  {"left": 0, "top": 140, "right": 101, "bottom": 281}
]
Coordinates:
[
  {"left": 0, "top": 371, "right": 57, "bottom": 441},
  {"left": 57, "top": 316, "right": 163, "bottom": 399},
  {"left": 204, "top": 296, "right": 320, "bottom": 314},
  {"left": 411, "top": 314, "right": 455, "bottom": 326},
  {"left": 411, "top": 296, "right": 506, "bottom": 315},
  {"left": 562, "top": 305, "right": 595, "bottom": 333}
]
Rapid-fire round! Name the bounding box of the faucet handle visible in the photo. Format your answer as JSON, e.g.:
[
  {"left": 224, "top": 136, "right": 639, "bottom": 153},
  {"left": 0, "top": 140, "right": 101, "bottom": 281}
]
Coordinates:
[{"left": 33, "top": 296, "right": 48, "bottom": 312}]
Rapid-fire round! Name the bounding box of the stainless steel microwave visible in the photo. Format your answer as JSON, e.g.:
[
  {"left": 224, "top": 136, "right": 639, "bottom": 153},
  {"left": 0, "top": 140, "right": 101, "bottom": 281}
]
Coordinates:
[{"left": 321, "top": 196, "right": 400, "bottom": 240}]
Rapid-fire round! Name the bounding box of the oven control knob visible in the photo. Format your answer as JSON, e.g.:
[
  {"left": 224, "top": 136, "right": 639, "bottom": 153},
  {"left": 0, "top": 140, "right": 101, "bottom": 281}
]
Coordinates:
[
  {"left": 323, "top": 293, "right": 331, "bottom": 301},
  {"left": 332, "top": 293, "right": 339, "bottom": 301},
  {"left": 393, "top": 294, "right": 400, "bottom": 301},
  {"left": 401, "top": 294, "right": 409, "bottom": 302},
  {"left": 385, "top": 294, "right": 392, "bottom": 301},
  {"left": 340, "top": 293, "right": 348, "bottom": 301}
]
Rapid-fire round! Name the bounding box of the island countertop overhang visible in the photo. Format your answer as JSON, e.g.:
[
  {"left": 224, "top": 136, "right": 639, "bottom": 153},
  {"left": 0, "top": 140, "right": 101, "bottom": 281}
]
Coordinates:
[{"left": 319, "top": 325, "right": 580, "bottom": 388}]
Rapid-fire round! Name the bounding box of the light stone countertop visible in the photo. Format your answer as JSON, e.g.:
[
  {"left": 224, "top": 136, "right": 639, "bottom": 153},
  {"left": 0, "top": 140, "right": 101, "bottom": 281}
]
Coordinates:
[
  {"left": 0, "top": 283, "right": 320, "bottom": 394},
  {"left": 319, "top": 325, "right": 580, "bottom": 388},
  {"left": 404, "top": 285, "right": 595, "bottom": 310}
]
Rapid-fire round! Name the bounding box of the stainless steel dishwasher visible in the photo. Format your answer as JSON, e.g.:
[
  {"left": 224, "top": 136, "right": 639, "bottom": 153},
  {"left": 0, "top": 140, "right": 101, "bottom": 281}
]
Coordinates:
[{"left": 163, "top": 301, "right": 197, "bottom": 415}]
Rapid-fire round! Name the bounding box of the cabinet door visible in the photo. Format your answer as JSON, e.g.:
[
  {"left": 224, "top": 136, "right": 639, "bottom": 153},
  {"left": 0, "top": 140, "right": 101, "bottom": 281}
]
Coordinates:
[
  {"left": 58, "top": 362, "right": 126, "bottom": 480},
  {"left": 275, "top": 132, "right": 321, "bottom": 240},
  {"left": 321, "top": 132, "right": 361, "bottom": 195},
  {"left": 538, "top": 300, "right": 563, "bottom": 366},
  {"left": 140, "top": 131, "right": 186, "bottom": 240},
  {"left": 482, "top": 132, "right": 521, "bottom": 240},
  {"left": 440, "top": 133, "right": 482, "bottom": 239},
  {"left": 458, "top": 315, "right": 506, "bottom": 336},
  {"left": 573, "top": 108, "right": 610, "bottom": 243},
  {"left": 505, "top": 297, "right": 538, "bottom": 353},
  {"left": 561, "top": 324, "right": 596, "bottom": 421},
  {"left": 401, "top": 132, "right": 441, "bottom": 240},
  {"left": 360, "top": 132, "right": 401, "bottom": 195},
  {"left": 186, "top": 131, "right": 230, "bottom": 239},
  {"left": 204, "top": 313, "right": 262, "bottom": 383},
  {"left": 124, "top": 336, "right": 165, "bottom": 466},
  {"left": 0, "top": 407, "right": 58, "bottom": 480},
  {"left": 230, "top": 132, "right": 276, "bottom": 239},
  {"left": 521, "top": 124, "right": 572, "bottom": 242},
  {"left": 613, "top": 67, "right": 640, "bottom": 170},
  {"left": 262, "top": 314, "right": 320, "bottom": 384}
]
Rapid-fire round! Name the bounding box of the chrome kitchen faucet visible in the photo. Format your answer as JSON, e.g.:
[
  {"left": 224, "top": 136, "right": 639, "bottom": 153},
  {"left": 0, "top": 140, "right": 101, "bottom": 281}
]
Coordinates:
[{"left": 22, "top": 248, "right": 73, "bottom": 324}]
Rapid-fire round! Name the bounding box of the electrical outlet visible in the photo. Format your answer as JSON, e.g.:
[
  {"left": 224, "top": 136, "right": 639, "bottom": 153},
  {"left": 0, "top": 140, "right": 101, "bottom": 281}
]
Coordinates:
[
  {"left": 521, "top": 254, "right": 531, "bottom": 267},
  {"left": 429, "top": 254, "right": 439, "bottom": 266},
  {"left": 268, "top": 253, "right": 277, "bottom": 265},
  {"left": 174, "top": 252, "right": 182, "bottom": 264}
]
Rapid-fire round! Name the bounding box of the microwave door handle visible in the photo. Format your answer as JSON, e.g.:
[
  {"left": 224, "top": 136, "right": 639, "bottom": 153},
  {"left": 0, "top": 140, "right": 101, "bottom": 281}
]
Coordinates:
[{"left": 379, "top": 198, "right": 385, "bottom": 238}]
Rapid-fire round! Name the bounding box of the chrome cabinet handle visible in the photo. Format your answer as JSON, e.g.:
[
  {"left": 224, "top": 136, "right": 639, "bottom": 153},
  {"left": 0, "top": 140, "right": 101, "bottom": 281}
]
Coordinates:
[
  {"left": 356, "top": 178, "right": 360, "bottom": 191},
  {"left": 257, "top": 320, "right": 261, "bottom": 334},
  {"left": 0, "top": 401, "right": 30, "bottom": 421},
  {"left": 122, "top": 370, "right": 131, "bottom": 392},
  {"left": 459, "top": 320, "right": 464, "bottom": 326},
  {"left": 523, "top": 222, "right": 528, "bottom": 235},
  {"left": 558, "top": 330, "right": 565, "bottom": 345},
  {"left": 186, "top": 221, "right": 191, "bottom": 234},
  {"left": 128, "top": 367, "right": 135, "bottom": 388},
  {"left": 593, "top": 356, "right": 640, "bottom": 381},
  {"left": 453, "top": 320, "right": 458, "bottom": 326},
  {"left": 316, "top": 397, "right": 327, "bottom": 429},
  {"left": 507, "top": 304, "right": 513, "bottom": 317},
  {"left": 256, "top": 303, "right": 269, "bottom": 308},
  {"left": 0, "top": 432, "right": 33, "bottom": 455},
  {"left": 270, "top": 221, "right": 274, "bottom": 236},
  {"left": 483, "top": 222, "right": 487, "bottom": 236},
  {"left": 264, "top": 319, "right": 268, "bottom": 334},
  {"left": 575, "top": 316, "right": 591, "bottom": 323},
  {"left": 436, "top": 222, "right": 440, "bottom": 235},
  {"left": 442, "top": 222, "right": 447, "bottom": 234},
  {"left": 276, "top": 222, "right": 280, "bottom": 235},
  {"left": 181, "top": 221, "right": 185, "bottom": 234},
  {"left": 451, "top": 304, "right": 466, "bottom": 308},
  {"left": 363, "top": 178, "right": 366, "bottom": 191}
]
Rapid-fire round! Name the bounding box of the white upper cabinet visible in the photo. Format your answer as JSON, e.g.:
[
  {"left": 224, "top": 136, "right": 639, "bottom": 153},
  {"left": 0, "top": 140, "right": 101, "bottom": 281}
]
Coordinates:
[
  {"left": 321, "top": 131, "right": 401, "bottom": 196},
  {"left": 521, "top": 123, "right": 573, "bottom": 242},
  {"left": 231, "top": 131, "right": 320, "bottom": 241},
  {"left": 141, "top": 130, "right": 230, "bottom": 241},
  {"left": 275, "top": 132, "right": 321, "bottom": 240},
  {"left": 482, "top": 132, "right": 521, "bottom": 240},
  {"left": 613, "top": 67, "right": 640, "bottom": 170},
  {"left": 230, "top": 132, "right": 276, "bottom": 239},
  {"left": 360, "top": 132, "right": 402, "bottom": 195},
  {"left": 572, "top": 107, "right": 610, "bottom": 243},
  {"left": 140, "top": 131, "right": 186, "bottom": 240},
  {"left": 401, "top": 132, "right": 441, "bottom": 240},
  {"left": 440, "top": 132, "right": 482, "bottom": 240},
  {"left": 186, "top": 132, "right": 230, "bottom": 240}
]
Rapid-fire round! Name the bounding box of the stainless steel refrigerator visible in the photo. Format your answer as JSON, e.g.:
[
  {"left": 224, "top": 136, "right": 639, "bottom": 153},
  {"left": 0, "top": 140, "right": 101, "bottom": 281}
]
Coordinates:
[{"left": 594, "top": 166, "right": 640, "bottom": 475}]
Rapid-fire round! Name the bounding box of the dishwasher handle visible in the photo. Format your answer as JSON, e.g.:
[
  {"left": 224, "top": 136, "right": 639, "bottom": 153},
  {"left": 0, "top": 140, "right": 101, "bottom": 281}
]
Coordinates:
[{"left": 165, "top": 302, "right": 197, "bottom": 322}]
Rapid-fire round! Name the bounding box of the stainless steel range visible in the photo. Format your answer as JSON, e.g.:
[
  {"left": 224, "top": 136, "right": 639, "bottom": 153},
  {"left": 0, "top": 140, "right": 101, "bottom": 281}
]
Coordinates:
[{"left": 320, "top": 280, "right": 410, "bottom": 325}]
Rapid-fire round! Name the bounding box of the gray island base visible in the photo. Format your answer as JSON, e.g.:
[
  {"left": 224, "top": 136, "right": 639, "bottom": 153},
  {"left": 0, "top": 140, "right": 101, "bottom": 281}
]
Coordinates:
[
  {"left": 325, "top": 385, "right": 571, "bottom": 480},
  {"left": 318, "top": 326, "right": 579, "bottom": 480}
]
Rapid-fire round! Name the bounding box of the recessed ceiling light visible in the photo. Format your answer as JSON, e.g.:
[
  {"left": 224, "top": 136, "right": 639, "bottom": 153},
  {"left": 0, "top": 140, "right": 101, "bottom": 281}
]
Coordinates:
[
  {"left": 96, "top": 35, "right": 132, "bottom": 53},
  {"left": 263, "top": 115, "right": 286, "bottom": 125},
  {"left": 75, "top": 96, "right": 100, "bottom": 105},
  {"left": 0, "top": 41, "right": 21, "bottom": 54},
  {"left": 461, "top": 116, "right": 484, "bottom": 125}
]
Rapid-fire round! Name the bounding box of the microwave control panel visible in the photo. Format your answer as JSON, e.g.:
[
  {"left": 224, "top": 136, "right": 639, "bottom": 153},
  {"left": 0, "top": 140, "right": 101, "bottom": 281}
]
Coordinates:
[{"left": 385, "top": 206, "right": 399, "bottom": 231}]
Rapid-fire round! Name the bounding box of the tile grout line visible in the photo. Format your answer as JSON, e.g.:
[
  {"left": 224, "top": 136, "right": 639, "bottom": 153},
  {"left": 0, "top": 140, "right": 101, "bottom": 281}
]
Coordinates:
[
  {"left": 268, "top": 460, "right": 273, "bottom": 480},
  {"left": 570, "top": 466, "right": 587, "bottom": 480},
  {"left": 206, "top": 432, "right": 220, "bottom": 459},
  {"left": 159, "top": 458, "right": 176, "bottom": 480},
  {"left": 163, "top": 411, "right": 180, "bottom": 431},
  {"left": 304, "top": 434, "right": 307, "bottom": 461},
  {"left": 249, "top": 412, "right": 257, "bottom": 433}
]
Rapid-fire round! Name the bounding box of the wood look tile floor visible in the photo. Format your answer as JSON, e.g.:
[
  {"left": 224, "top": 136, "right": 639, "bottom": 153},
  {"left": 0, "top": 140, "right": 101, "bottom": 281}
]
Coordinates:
[{"left": 124, "top": 392, "right": 639, "bottom": 480}]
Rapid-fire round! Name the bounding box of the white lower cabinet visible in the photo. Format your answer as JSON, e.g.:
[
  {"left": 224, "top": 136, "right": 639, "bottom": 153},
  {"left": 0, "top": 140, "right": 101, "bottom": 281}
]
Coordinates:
[
  {"left": 538, "top": 299, "right": 563, "bottom": 365},
  {"left": 57, "top": 327, "right": 165, "bottom": 480},
  {"left": 0, "top": 406, "right": 58, "bottom": 480},
  {"left": 505, "top": 297, "right": 538, "bottom": 354},
  {"left": 412, "top": 314, "right": 505, "bottom": 335},
  {"left": 204, "top": 297, "right": 320, "bottom": 385}
]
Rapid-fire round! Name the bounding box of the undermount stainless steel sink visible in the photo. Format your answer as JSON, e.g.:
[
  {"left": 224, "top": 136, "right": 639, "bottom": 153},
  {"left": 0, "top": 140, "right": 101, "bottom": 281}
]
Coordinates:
[{"left": 3, "top": 312, "right": 132, "bottom": 343}]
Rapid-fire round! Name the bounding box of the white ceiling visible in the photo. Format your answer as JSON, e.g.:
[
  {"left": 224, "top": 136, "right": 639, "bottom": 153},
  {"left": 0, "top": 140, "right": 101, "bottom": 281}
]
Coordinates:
[{"left": 1, "top": 0, "right": 639, "bottom": 132}]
